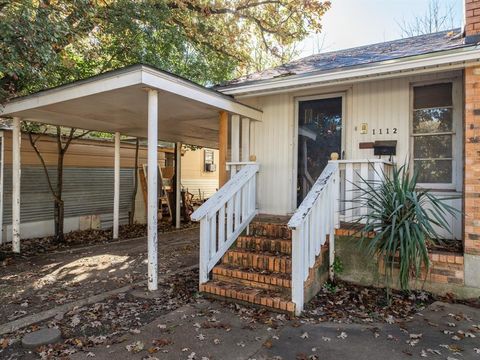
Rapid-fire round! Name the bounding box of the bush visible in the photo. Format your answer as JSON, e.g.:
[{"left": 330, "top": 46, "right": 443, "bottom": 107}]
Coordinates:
[{"left": 351, "top": 163, "right": 458, "bottom": 291}]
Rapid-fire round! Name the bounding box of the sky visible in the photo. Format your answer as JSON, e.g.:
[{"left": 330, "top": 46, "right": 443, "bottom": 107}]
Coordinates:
[{"left": 298, "top": 0, "right": 464, "bottom": 58}]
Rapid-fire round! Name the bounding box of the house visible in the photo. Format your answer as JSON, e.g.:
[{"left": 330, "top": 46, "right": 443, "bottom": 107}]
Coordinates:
[
  {"left": 191, "top": 3, "right": 480, "bottom": 314},
  {"left": 0, "top": 129, "right": 219, "bottom": 243},
  {"left": 2, "top": 0, "right": 480, "bottom": 316}
]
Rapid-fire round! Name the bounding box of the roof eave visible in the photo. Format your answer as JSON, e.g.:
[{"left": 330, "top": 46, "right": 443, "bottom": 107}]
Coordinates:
[{"left": 220, "top": 46, "right": 480, "bottom": 97}]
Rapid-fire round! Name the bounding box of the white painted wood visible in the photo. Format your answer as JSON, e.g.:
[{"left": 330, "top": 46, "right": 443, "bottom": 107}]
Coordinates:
[
  {"left": 113, "top": 131, "right": 120, "bottom": 239},
  {"left": 12, "top": 117, "right": 21, "bottom": 253},
  {"left": 191, "top": 164, "right": 259, "bottom": 221},
  {"left": 359, "top": 162, "right": 369, "bottom": 218},
  {"left": 291, "top": 226, "right": 304, "bottom": 316},
  {"left": 344, "top": 163, "right": 354, "bottom": 222},
  {"left": 218, "top": 205, "right": 225, "bottom": 245},
  {"left": 199, "top": 217, "right": 210, "bottom": 283},
  {"left": 147, "top": 89, "right": 158, "bottom": 291},
  {"left": 241, "top": 118, "right": 250, "bottom": 161},
  {"left": 191, "top": 163, "right": 259, "bottom": 279},
  {"left": 231, "top": 115, "right": 240, "bottom": 177},
  {"left": 175, "top": 142, "right": 182, "bottom": 229},
  {"left": 288, "top": 163, "right": 339, "bottom": 315},
  {"left": 226, "top": 198, "right": 233, "bottom": 239}
]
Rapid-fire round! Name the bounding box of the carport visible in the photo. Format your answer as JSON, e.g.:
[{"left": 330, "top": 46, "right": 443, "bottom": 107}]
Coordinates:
[{"left": 0, "top": 64, "right": 262, "bottom": 291}]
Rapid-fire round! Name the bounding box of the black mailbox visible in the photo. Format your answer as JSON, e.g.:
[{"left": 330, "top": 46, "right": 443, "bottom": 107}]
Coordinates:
[{"left": 373, "top": 140, "right": 397, "bottom": 156}]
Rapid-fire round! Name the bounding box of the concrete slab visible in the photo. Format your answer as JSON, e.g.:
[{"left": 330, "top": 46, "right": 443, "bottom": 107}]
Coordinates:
[
  {"left": 22, "top": 328, "right": 62, "bottom": 349},
  {"left": 71, "top": 300, "right": 276, "bottom": 360},
  {"left": 257, "top": 301, "right": 480, "bottom": 360},
  {"left": 69, "top": 300, "right": 480, "bottom": 360}
]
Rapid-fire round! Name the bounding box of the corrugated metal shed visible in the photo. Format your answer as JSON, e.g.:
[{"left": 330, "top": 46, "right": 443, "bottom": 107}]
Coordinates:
[{"left": 2, "top": 165, "right": 134, "bottom": 226}]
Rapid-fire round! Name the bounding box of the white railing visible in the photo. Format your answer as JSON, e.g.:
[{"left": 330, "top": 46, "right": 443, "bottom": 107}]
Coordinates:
[
  {"left": 335, "top": 159, "right": 392, "bottom": 223},
  {"left": 288, "top": 162, "right": 340, "bottom": 315},
  {"left": 191, "top": 163, "right": 259, "bottom": 284}
]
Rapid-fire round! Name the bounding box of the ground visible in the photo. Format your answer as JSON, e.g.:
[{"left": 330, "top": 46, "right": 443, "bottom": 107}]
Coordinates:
[
  {"left": 0, "top": 226, "right": 199, "bottom": 327},
  {"left": 1, "top": 228, "right": 480, "bottom": 359}
]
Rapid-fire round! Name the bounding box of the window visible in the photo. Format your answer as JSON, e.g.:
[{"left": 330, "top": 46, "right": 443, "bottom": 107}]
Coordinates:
[{"left": 412, "top": 83, "right": 454, "bottom": 185}]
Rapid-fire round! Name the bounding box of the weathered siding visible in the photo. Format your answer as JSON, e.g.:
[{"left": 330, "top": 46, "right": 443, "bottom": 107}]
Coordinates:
[{"left": 242, "top": 70, "right": 463, "bottom": 223}]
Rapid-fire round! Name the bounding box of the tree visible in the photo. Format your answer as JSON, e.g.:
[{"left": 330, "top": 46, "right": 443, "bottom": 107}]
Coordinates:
[
  {"left": 1, "top": 0, "right": 331, "bottom": 102},
  {"left": 24, "top": 123, "right": 90, "bottom": 243},
  {"left": 397, "top": 0, "right": 457, "bottom": 38}
]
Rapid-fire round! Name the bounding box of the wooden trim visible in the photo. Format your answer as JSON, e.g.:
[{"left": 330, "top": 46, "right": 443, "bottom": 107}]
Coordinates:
[{"left": 219, "top": 111, "right": 228, "bottom": 187}]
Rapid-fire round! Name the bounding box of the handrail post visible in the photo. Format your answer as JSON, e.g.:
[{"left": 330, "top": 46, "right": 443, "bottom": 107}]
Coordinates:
[
  {"left": 291, "top": 226, "right": 304, "bottom": 316},
  {"left": 199, "top": 217, "right": 210, "bottom": 284}
]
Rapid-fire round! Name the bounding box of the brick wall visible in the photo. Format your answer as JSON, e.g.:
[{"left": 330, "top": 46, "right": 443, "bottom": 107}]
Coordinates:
[
  {"left": 464, "top": 66, "right": 480, "bottom": 255},
  {"left": 466, "top": 0, "right": 480, "bottom": 38}
]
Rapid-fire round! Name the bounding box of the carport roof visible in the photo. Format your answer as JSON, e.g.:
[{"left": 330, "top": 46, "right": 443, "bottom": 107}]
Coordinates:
[{"left": 0, "top": 64, "right": 262, "bottom": 148}]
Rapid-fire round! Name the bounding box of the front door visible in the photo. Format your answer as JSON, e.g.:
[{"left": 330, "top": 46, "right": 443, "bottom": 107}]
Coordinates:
[{"left": 297, "top": 96, "right": 343, "bottom": 206}]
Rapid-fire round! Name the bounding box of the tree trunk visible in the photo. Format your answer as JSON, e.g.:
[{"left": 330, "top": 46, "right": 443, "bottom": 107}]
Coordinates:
[
  {"left": 129, "top": 138, "right": 139, "bottom": 225},
  {"left": 54, "top": 150, "right": 65, "bottom": 243}
]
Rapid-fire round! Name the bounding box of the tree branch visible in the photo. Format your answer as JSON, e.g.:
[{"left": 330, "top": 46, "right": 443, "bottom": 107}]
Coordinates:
[{"left": 27, "top": 132, "right": 60, "bottom": 201}]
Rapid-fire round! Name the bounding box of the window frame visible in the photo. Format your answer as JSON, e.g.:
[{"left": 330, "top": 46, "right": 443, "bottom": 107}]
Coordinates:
[{"left": 409, "top": 78, "right": 462, "bottom": 191}]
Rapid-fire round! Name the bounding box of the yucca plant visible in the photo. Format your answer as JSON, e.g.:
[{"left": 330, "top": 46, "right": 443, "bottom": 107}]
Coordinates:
[{"left": 350, "top": 163, "right": 458, "bottom": 291}]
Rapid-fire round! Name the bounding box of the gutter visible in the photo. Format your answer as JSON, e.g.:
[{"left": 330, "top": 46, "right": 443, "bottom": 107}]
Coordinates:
[{"left": 220, "top": 46, "right": 480, "bottom": 98}]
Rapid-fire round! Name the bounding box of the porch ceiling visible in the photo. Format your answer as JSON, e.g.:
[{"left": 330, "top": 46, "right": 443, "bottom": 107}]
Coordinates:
[{"left": 0, "top": 64, "right": 262, "bottom": 148}]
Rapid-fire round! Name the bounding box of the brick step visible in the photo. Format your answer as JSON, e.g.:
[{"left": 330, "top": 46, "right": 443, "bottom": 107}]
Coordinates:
[
  {"left": 212, "top": 264, "right": 291, "bottom": 292},
  {"left": 200, "top": 280, "right": 295, "bottom": 314},
  {"left": 222, "top": 249, "right": 292, "bottom": 274},
  {"left": 249, "top": 221, "right": 292, "bottom": 239},
  {"left": 236, "top": 235, "right": 292, "bottom": 255}
]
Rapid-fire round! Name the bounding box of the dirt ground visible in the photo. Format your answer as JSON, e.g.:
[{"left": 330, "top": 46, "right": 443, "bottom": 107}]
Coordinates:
[{"left": 0, "top": 227, "right": 199, "bottom": 326}]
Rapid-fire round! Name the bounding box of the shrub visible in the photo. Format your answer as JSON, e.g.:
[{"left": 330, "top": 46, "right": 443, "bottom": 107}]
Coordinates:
[{"left": 351, "top": 163, "right": 458, "bottom": 291}]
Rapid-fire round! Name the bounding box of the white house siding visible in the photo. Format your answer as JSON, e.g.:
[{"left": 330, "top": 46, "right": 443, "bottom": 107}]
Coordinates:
[{"left": 241, "top": 70, "right": 463, "bottom": 239}]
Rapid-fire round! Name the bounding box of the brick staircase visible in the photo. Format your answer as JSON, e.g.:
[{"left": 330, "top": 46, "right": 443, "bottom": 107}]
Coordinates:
[{"left": 199, "top": 217, "right": 297, "bottom": 313}]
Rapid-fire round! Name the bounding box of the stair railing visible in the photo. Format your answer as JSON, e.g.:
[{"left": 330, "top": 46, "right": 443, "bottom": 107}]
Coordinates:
[
  {"left": 191, "top": 163, "right": 259, "bottom": 284},
  {"left": 288, "top": 162, "right": 340, "bottom": 315}
]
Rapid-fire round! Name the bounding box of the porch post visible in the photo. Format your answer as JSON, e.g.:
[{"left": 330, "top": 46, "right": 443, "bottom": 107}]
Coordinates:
[
  {"left": 147, "top": 89, "right": 158, "bottom": 291},
  {"left": 231, "top": 114, "right": 240, "bottom": 176},
  {"left": 113, "top": 131, "right": 120, "bottom": 239},
  {"left": 175, "top": 142, "right": 182, "bottom": 229},
  {"left": 12, "top": 117, "right": 21, "bottom": 253},
  {"left": 219, "top": 111, "right": 228, "bottom": 187},
  {"left": 241, "top": 118, "right": 250, "bottom": 162}
]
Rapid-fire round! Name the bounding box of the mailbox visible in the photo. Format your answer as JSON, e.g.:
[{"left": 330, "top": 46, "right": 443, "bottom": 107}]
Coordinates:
[{"left": 373, "top": 140, "right": 397, "bottom": 156}]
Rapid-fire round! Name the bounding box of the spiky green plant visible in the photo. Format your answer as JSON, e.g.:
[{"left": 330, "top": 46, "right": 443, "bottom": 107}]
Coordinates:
[{"left": 350, "top": 163, "right": 458, "bottom": 291}]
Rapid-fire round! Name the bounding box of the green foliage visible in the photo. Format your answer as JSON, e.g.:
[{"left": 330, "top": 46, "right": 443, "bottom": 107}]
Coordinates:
[
  {"left": 351, "top": 163, "right": 458, "bottom": 291},
  {"left": 1, "top": 0, "right": 331, "bottom": 103},
  {"left": 332, "top": 256, "right": 344, "bottom": 275},
  {"left": 322, "top": 281, "right": 337, "bottom": 293}
]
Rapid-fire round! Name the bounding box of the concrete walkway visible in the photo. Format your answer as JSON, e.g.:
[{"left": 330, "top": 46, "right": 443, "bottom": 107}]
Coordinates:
[{"left": 72, "top": 300, "right": 480, "bottom": 360}]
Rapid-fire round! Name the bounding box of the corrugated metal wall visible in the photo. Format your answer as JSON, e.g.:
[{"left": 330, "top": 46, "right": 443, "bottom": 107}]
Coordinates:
[{"left": 2, "top": 165, "right": 134, "bottom": 227}]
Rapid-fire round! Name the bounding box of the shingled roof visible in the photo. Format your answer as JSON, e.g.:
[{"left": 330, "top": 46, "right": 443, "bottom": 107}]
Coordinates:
[{"left": 218, "top": 29, "right": 467, "bottom": 89}]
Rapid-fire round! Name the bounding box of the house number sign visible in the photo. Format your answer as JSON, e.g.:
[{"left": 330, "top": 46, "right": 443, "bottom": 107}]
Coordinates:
[
  {"left": 359, "top": 123, "right": 398, "bottom": 135},
  {"left": 371, "top": 128, "right": 398, "bottom": 135}
]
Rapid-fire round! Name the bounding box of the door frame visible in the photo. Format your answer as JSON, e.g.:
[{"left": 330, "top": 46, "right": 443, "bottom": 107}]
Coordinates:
[{"left": 292, "top": 93, "right": 346, "bottom": 211}]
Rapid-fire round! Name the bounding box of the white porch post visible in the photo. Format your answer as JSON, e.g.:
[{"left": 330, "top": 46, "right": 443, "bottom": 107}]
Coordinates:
[
  {"left": 147, "top": 89, "right": 158, "bottom": 291},
  {"left": 12, "top": 117, "right": 21, "bottom": 253},
  {"left": 113, "top": 131, "right": 120, "bottom": 239},
  {"left": 241, "top": 118, "right": 250, "bottom": 161},
  {"left": 175, "top": 142, "right": 182, "bottom": 229},
  {"left": 231, "top": 114, "right": 240, "bottom": 176}
]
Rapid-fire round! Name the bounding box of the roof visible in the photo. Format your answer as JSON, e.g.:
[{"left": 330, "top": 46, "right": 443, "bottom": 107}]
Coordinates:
[
  {"left": 218, "top": 29, "right": 467, "bottom": 90},
  {"left": 0, "top": 64, "right": 262, "bottom": 148}
]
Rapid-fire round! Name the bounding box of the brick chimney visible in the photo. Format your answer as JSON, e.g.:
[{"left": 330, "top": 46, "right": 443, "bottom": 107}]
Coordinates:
[{"left": 465, "top": 0, "right": 480, "bottom": 43}]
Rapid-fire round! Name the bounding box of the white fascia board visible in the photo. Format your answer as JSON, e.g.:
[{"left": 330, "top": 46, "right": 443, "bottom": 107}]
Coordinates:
[
  {"left": 221, "top": 47, "right": 480, "bottom": 97},
  {"left": 141, "top": 67, "right": 262, "bottom": 121},
  {"left": 1, "top": 68, "right": 143, "bottom": 115}
]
